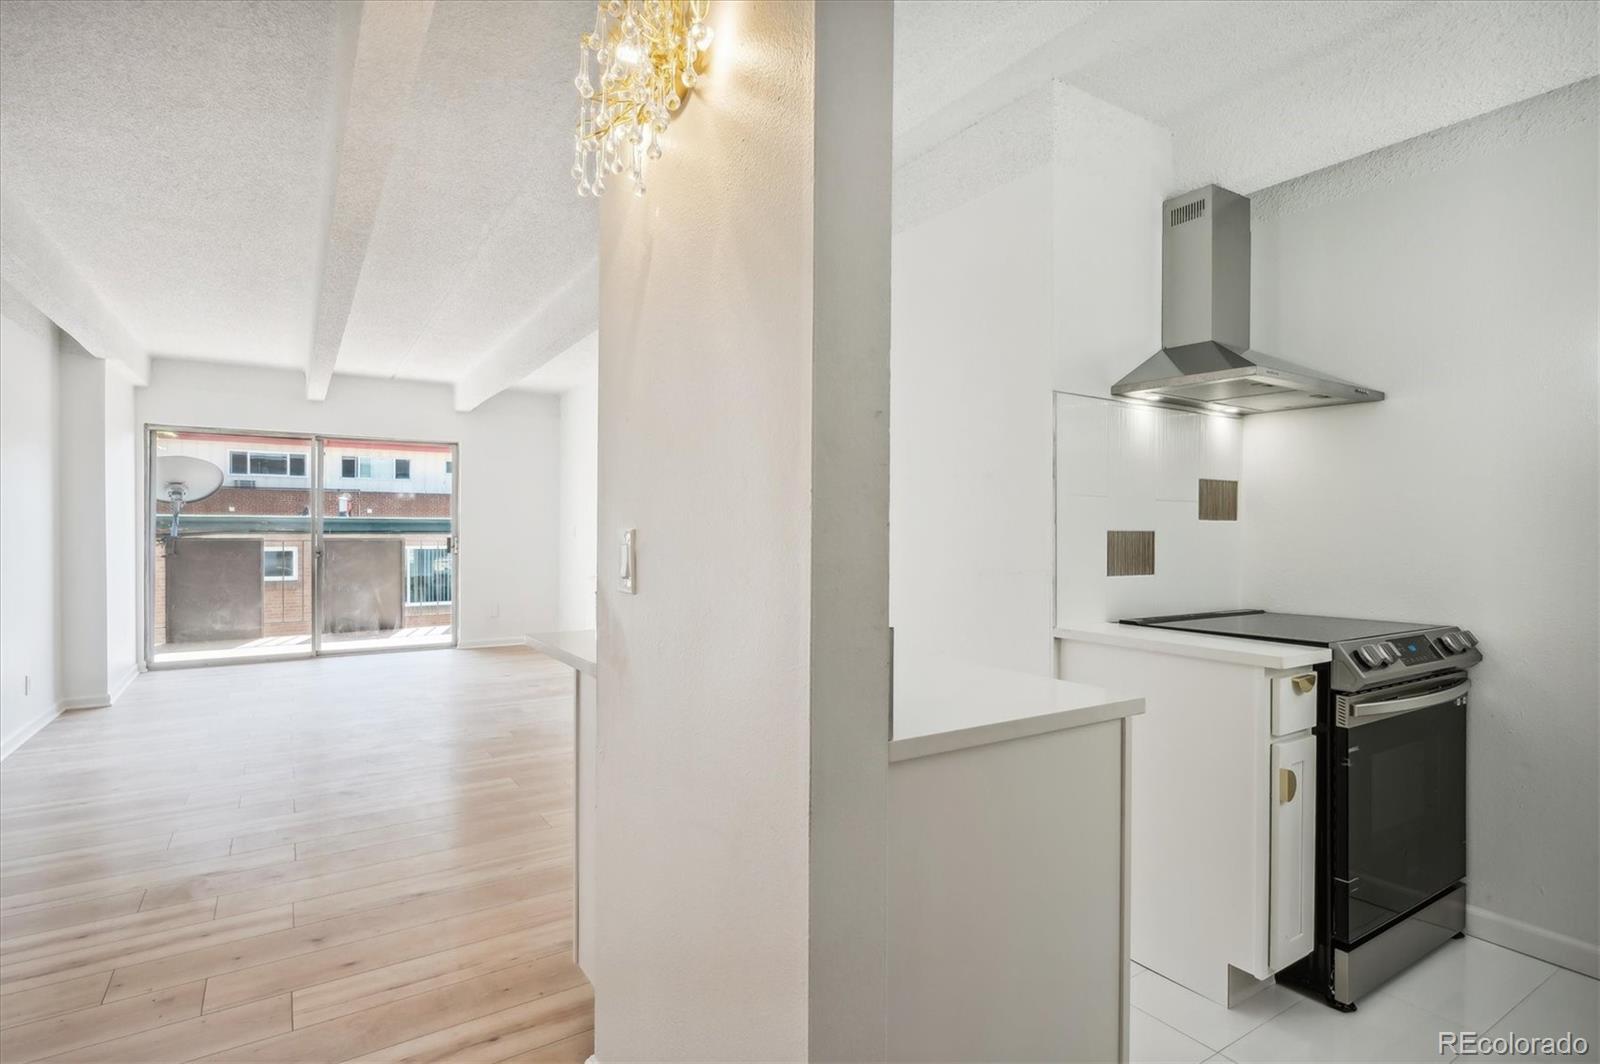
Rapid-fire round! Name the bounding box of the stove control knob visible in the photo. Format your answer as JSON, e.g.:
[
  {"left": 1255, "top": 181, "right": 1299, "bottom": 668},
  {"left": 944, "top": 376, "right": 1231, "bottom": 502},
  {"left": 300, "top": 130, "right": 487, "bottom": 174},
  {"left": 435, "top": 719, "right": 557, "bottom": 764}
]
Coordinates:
[
  {"left": 1357, "top": 644, "right": 1387, "bottom": 668},
  {"left": 1459, "top": 629, "right": 1478, "bottom": 648},
  {"left": 1441, "top": 633, "right": 1467, "bottom": 653}
]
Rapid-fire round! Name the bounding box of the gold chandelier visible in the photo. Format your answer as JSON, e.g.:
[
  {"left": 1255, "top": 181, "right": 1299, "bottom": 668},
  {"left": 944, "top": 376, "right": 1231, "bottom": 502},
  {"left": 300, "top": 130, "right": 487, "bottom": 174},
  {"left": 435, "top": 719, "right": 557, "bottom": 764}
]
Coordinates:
[{"left": 572, "top": 0, "right": 713, "bottom": 198}]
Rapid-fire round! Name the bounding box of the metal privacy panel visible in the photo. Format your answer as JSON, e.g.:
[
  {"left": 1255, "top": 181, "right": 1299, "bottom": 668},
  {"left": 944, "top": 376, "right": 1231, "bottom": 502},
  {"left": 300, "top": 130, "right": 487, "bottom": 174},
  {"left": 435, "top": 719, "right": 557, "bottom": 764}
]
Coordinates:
[
  {"left": 1199, "top": 478, "right": 1239, "bottom": 521},
  {"left": 1107, "top": 531, "right": 1156, "bottom": 576}
]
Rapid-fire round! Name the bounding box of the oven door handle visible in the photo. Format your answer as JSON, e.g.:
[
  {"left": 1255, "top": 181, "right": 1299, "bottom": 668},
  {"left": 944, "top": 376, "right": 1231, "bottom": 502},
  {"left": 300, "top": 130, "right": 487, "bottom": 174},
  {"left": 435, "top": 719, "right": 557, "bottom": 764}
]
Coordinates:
[{"left": 1347, "top": 680, "right": 1470, "bottom": 724}]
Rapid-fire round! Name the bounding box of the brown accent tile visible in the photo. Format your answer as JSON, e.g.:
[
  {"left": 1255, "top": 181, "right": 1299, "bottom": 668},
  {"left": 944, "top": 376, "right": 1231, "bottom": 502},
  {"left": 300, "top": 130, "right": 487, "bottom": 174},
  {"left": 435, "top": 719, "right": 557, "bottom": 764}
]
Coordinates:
[
  {"left": 1199, "top": 479, "right": 1238, "bottom": 521},
  {"left": 1106, "top": 531, "right": 1155, "bottom": 576}
]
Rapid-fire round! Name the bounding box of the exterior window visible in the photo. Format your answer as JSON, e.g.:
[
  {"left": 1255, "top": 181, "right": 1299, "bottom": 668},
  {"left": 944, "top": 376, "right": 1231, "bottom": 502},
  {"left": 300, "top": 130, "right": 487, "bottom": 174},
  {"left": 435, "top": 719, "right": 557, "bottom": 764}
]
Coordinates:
[
  {"left": 263, "top": 546, "right": 299, "bottom": 582},
  {"left": 406, "top": 546, "right": 452, "bottom": 605},
  {"left": 228, "top": 450, "right": 306, "bottom": 477},
  {"left": 445, "top": 460, "right": 452, "bottom": 474},
  {"left": 249, "top": 453, "right": 289, "bottom": 476},
  {"left": 394, "top": 458, "right": 410, "bottom": 480},
  {"left": 339, "top": 456, "right": 372, "bottom": 478}
]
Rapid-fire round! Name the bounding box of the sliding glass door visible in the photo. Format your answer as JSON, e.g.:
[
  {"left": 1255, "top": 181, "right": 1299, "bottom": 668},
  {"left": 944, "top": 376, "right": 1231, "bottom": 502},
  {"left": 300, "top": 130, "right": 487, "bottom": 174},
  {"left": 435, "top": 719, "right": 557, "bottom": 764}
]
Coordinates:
[
  {"left": 146, "top": 428, "right": 458, "bottom": 668},
  {"left": 318, "top": 439, "right": 457, "bottom": 654}
]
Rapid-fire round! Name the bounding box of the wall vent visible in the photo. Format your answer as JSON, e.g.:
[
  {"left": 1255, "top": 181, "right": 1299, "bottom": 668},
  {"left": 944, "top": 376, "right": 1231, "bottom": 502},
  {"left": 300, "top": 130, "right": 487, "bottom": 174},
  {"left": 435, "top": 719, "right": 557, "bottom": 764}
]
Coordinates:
[
  {"left": 1170, "top": 199, "right": 1206, "bottom": 227},
  {"left": 1199, "top": 479, "right": 1239, "bottom": 521},
  {"left": 1107, "top": 531, "right": 1156, "bottom": 577}
]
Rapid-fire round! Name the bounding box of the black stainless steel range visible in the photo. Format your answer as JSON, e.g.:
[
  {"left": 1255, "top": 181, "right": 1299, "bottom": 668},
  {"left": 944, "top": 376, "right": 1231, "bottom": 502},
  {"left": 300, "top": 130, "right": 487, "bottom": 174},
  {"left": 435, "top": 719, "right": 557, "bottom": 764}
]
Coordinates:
[{"left": 1122, "top": 609, "right": 1482, "bottom": 1011}]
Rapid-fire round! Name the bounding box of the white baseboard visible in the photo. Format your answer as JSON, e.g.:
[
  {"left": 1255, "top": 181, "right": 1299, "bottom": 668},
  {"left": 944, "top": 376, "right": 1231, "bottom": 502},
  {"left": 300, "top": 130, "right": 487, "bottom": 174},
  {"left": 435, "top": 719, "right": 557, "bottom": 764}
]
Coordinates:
[
  {"left": 60, "top": 691, "right": 113, "bottom": 711},
  {"left": 57, "top": 665, "right": 143, "bottom": 713},
  {"left": 1468, "top": 904, "right": 1600, "bottom": 978},
  {"left": 457, "top": 637, "right": 532, "bottom": 650},
  {"left": 0, "top": 701, "right": 63, "bottom": 762},
  {"left": 108, "top": 664, "right": 140, "bottom": 704}
]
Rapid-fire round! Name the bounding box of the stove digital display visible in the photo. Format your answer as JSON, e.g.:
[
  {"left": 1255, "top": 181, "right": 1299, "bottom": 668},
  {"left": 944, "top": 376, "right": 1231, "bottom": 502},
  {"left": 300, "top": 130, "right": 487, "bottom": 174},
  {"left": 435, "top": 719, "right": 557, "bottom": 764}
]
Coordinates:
[{"left": 1391, "top": 635, "right": 1442, "bottom": 665}]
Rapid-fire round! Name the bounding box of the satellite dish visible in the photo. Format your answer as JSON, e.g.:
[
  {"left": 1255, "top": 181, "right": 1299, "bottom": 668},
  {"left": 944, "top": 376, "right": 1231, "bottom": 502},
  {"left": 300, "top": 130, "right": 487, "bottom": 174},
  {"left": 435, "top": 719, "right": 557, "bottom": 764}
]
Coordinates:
[{"left": 153, "top": 455, "right": 223, "bottom": 549}]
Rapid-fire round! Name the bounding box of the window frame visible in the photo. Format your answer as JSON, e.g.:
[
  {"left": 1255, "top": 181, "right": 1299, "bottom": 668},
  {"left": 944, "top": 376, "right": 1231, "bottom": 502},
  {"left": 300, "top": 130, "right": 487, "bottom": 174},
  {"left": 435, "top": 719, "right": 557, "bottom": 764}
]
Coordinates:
[
  {"left": 339, "top": 456, "right": 374, "bottom": 479},
  {"left": 404, "top": 545, "right": 453, "bottom": 606},
  {"left": 262, "top": 545, "right": 300, "bottom": 582},
  {"left": 228, "top": 450, "right": 307, "bottom": 478}
]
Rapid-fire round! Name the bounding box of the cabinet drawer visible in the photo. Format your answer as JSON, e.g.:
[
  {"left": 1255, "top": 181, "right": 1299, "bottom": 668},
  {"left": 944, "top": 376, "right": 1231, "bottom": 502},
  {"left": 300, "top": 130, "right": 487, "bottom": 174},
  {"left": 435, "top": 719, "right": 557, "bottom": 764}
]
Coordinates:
[{"left": 1271, "top": 672, "right": 1319, "bottom": 736}]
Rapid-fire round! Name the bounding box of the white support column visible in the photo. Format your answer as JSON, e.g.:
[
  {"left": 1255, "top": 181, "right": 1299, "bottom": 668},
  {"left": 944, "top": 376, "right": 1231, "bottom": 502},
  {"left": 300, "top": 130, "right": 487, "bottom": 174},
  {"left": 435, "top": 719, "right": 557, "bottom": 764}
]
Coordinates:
[{"left": 593, "top": 1, "right": 892, "bottom": 1057}]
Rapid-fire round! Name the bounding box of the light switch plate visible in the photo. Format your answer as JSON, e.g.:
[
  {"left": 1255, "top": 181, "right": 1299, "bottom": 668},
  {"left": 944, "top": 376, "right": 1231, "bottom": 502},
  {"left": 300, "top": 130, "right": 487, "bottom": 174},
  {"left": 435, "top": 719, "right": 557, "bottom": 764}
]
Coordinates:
[{"left": 619, "top": 528, "right": 636, "bottom": 594}]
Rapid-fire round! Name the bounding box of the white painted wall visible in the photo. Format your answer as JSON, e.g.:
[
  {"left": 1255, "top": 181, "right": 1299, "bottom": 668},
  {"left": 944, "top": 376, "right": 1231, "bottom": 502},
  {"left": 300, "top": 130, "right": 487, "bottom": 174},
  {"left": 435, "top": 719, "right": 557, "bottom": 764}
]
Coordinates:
[
  {"left": 136, "top": 358, "right": 561, "bottom": 650},
  {"left": 1049, "top": 85, "right": 1171, "bottom": 399},
  {"left": 891, "top": 83, "right": 1171, "bottom": 671},
  {"left": 594, "top": 1, "right": 891, "bottom": 1056},
  {"left": 557, "top": 374, "right": 597, "bottom": 631},
  {"left": 891, "top": 163, "right": 1055, "bottom": 674},
  {"left": 57, "top": 338, "right": 111, "bottom": 704},
  {"left": 0, "top": 294, "right": 60, "bottom": 756},
  {"left": 1244, "top": 87, "right": 1599, "bottom": 973},
  {"left": 104, "top": 363, "right": 137, "bottom": 695}
]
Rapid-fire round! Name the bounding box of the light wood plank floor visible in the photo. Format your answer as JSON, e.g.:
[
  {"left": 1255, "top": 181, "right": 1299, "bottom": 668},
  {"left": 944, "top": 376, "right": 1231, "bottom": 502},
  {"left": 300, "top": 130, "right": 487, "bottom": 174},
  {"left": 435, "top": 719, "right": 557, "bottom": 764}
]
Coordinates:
[{"left": 0, "top": 647, "right": 590, "bottom": 1063}]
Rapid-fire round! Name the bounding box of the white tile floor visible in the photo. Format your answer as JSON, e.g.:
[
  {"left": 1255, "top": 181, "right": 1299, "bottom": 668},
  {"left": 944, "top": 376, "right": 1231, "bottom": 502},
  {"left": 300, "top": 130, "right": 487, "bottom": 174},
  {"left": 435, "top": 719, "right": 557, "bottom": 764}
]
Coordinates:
[{"left": 1130, "top": 938, "right": 1598, "bottom": 1064}]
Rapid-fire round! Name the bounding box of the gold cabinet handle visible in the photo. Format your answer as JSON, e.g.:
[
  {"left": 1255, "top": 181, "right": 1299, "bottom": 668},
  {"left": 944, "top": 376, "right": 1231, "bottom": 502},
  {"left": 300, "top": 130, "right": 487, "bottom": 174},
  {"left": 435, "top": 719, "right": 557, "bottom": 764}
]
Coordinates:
[
  {"left": 1280, "top": 767, "right": 1298, "bottom": 804},
  {"left": 1291, "top": 674, "right": 1316, "bottom": 695}
]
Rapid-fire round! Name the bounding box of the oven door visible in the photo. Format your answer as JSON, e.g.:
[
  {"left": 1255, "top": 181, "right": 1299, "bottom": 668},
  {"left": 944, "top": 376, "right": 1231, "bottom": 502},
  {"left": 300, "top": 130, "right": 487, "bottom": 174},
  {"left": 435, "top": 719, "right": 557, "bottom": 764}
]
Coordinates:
[{"left": 1331, "top": 673, "right": 1468, "bottom": 946}]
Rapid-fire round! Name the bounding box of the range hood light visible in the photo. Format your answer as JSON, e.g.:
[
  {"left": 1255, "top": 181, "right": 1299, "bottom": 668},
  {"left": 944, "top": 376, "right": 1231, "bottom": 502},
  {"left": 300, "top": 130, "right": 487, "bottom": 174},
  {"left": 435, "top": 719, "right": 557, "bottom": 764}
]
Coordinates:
[{"left": 1112, "top": 186, "right": 1383, "bottom": 415}]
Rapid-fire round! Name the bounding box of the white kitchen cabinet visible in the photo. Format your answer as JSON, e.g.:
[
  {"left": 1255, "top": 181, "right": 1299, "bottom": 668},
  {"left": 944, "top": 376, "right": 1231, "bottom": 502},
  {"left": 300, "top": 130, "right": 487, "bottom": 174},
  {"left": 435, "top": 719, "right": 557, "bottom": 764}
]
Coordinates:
[
  {"left": 1056, "top": 625, "right": 1331, "bottom": 1005},
  {"left": 1269, "top": 732, "right": 1316, "bottom": 970}
]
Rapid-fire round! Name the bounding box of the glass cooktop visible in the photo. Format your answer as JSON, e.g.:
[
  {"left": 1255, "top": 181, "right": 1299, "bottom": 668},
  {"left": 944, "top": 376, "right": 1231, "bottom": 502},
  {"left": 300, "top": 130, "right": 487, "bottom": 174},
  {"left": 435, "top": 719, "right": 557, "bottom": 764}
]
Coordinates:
[{"left": 1120, "top": 609, "right": 1436, "bottom": 648}]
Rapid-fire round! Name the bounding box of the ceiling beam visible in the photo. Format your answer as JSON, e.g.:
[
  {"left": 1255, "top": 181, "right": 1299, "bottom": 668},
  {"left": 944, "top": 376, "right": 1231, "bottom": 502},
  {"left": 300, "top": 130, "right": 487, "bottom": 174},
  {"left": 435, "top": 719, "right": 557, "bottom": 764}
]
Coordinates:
[
  {"left": 305, "top": 0, "right": 435, "bottom": 401},
  {"left": 0, "top": 192, "right": 149, "bottom": 384},
  {"left": 454, "top": 257, "right": 598, "bottom": 412}
]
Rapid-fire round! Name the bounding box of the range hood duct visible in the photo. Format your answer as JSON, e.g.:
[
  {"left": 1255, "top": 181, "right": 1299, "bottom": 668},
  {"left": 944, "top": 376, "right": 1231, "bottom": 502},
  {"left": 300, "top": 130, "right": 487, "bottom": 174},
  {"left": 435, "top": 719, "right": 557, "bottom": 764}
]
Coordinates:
[{"left": 1112, "top": 185, "right": 1383, "bottom": 415}]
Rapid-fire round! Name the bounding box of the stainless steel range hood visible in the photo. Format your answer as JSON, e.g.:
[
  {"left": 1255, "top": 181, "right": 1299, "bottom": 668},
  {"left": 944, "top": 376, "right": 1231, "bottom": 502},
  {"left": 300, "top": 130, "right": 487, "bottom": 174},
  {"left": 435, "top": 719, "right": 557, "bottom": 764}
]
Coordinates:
[{"left": 1112, "top": 186, "right": 1383, "bottom": 415}]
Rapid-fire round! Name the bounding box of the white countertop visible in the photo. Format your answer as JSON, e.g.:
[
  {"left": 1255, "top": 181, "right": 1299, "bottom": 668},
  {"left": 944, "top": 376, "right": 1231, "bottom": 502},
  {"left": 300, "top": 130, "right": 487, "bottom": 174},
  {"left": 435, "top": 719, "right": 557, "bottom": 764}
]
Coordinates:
[
  {"left": 1054, "top": 623, "right": 1330, "bottom": 670},
  {"left": 890, "top": 652, "right": 1143, "bottom": 762},
  {"left": 528, "top": 630, "right": 598, "bottom": 676}
]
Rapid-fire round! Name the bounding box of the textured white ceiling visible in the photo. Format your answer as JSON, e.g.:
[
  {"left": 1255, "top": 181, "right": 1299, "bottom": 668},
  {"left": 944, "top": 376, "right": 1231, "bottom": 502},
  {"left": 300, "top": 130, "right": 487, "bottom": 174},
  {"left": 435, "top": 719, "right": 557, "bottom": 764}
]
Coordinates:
[
  {"left": 0, "top": 0, "right": 346, "bottom": 368},
  {"left": 333, "top": 0, "right": 594, "bottom": 385},
  {"left": 1, "top": 1, "right": 1590, "bottom": 404},
  {"left": 0, "top": 0, "right": 593, "bottom": 406},
  {"left": 895, "top": 0, "right": 1599, "bottom": 193}
]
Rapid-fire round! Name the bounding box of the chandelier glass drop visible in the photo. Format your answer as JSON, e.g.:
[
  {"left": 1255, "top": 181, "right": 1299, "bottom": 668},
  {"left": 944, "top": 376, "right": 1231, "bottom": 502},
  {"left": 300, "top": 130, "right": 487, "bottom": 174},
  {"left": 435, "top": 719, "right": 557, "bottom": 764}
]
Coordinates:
[{"left": 573, "top": 0, "right": 713, "bottom": 198}]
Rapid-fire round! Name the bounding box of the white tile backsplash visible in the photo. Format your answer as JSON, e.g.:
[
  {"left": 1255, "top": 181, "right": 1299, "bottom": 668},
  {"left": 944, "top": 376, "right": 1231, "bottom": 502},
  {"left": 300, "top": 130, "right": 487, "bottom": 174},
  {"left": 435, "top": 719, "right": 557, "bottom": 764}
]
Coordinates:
[
  {"left": 1056, "top": 393, "right": 1244, "bottom": 625},
  {"left": 1155, "top": 410, "right": 1202, "bottom": 503},
  {"left": 1199, "top": 413, "right": 1243, "bottom": 482},
  {"left": 1056, "top": 393, "right": 1109, "bottom": 498},
  {"left": 1107, "top": 401, "right": 1162, "bottom": 502}
]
